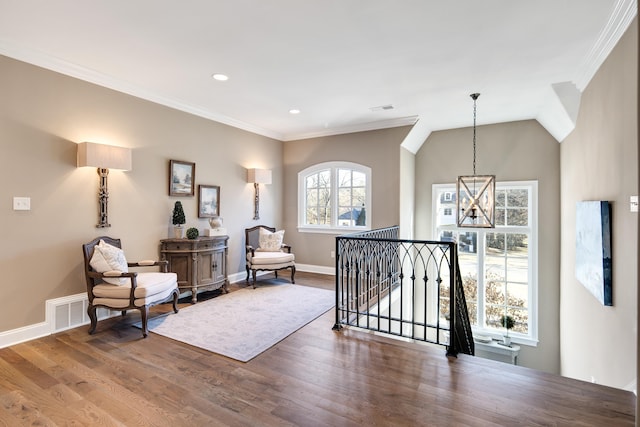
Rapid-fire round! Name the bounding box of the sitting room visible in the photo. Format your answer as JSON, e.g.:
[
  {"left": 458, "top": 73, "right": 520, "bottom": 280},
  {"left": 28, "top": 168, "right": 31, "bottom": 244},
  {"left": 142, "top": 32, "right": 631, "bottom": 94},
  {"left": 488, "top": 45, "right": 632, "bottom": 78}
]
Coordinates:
[{"left": 0, "top": 1, "right": 637, "bottom": 425}]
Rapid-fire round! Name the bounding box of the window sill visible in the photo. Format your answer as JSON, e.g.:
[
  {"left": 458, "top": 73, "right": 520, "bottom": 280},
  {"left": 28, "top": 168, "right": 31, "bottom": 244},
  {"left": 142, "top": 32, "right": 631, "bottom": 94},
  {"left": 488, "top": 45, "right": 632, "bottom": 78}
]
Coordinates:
[
  {"left": 297, "top": 226, "right": 370, "bottom": 235},
  {"left": 472, "top": 329, "right": 538, "bottom": 347}
]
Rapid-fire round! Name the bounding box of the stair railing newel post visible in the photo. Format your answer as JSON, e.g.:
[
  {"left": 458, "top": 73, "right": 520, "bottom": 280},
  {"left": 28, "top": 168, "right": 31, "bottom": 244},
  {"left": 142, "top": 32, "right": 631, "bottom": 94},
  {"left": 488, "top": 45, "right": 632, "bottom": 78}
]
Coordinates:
[
  {"left": 446, "top": 242, "right": 459, "bottom": 357},
  {"left": 333, "top": 236, "right": 343, "bottom": 331}
]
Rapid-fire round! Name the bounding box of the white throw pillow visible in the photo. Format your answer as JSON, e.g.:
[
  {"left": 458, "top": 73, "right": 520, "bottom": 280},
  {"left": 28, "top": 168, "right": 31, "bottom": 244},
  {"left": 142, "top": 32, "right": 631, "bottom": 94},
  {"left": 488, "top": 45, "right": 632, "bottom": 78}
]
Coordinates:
[
  {"left": 89, "top": 239, "right": 129, "bottom": 285},
  {"left": 258, "top": 228, "right": 284, "bottom": 252}
]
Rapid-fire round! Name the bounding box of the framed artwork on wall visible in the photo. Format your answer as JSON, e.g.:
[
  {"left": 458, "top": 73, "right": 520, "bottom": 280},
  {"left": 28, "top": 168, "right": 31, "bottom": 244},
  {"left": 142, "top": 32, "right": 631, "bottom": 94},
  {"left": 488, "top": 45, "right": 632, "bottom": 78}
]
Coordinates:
[
  {"left": 198, "top": 185, "right": 220, "bottom": 218},
  {"left": 169, "top": 160, "right": 195, "bottom": 196},
  {"left": 575, "top": 200, "right": 612, "bottom": 306}
]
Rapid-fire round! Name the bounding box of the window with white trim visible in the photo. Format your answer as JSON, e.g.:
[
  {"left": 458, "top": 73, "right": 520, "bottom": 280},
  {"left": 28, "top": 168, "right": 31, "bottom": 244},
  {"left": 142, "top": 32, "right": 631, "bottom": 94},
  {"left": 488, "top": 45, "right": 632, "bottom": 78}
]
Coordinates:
[
  {"left": 433, "top": 181, "right": 538, "bottom": 345},
  {"left": 298, "top": 162, "right": 371, "bottom": 233}
]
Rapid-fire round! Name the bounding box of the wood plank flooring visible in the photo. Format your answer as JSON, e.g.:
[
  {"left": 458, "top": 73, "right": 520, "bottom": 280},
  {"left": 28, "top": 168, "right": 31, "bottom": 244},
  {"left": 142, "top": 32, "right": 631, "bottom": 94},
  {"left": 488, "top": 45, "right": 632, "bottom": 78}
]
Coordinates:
[{"left": 0, "top": 272, "right": 634, "bottom": 426}]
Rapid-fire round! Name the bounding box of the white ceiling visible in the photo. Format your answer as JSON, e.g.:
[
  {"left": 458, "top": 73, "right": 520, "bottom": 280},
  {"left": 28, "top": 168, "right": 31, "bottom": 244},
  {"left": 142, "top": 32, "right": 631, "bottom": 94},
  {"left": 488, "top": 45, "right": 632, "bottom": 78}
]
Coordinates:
[{"left": 0, "top": 1, "right": 636, "bottom": 152}]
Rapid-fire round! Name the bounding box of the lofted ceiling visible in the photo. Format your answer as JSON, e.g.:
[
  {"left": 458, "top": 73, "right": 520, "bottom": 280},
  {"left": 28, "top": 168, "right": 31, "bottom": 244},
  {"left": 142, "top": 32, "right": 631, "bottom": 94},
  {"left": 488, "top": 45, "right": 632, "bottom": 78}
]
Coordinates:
[{"left": 0, "top": 1, "right": 636, "bottom": 152}]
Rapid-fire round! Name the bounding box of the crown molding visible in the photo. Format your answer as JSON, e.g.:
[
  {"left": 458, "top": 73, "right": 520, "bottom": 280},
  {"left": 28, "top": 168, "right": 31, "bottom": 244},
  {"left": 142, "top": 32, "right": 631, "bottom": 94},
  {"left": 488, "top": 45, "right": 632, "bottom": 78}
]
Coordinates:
[
  {"left": 0, "top": 39, "right": 417, "bottom": 142},
  {"left": 574, "top": 0, "right": 637, "bottom": 91},
  {"left": 281, "top": 116, "right": 419, "bottom": 141},
  {"left": 0, "top": 39, "right": 284, "bottom": 141}
]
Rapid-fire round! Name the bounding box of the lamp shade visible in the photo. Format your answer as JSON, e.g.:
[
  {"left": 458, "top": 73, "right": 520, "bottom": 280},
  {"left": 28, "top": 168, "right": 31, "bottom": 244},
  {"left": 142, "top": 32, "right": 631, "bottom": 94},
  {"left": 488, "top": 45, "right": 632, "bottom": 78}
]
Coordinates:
[
  {"left": 77, "top": 142, "right": 132, "bottom": 170},
  {"left": 247, "top": 168, "right": 272, "bottom": 184}
]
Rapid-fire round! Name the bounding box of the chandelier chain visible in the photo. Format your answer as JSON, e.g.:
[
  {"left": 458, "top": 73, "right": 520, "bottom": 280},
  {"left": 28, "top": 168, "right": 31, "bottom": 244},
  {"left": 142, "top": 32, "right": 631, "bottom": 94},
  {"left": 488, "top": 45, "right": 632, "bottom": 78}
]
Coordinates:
[{"left": 472, "top": 94, "right": 477, "bottom": 175}]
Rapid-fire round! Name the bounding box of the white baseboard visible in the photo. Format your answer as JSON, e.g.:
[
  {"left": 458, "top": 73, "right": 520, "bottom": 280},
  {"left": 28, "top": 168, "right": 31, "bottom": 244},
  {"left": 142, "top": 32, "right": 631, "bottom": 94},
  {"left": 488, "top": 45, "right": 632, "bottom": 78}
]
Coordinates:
[
  {"left": 228, "top": 264, "right": 333, "bottom": 285},
  {"left": 0, "top": 321, "right": 50, "bottom": 349},
  {"left": 0, "top": 266, "right": 334, "bottom": 349},
  {"left": 227, "top": 271, "right": 247, "bottom": 284},
  {"left": 623, "top": 379, "right": 636, "bottom": 395},
  {"left": 296, "top": 263, "right": 334, "bottom": 275},
  {"left": 0, "top": 293, "right": 119, "bottom": 349}
]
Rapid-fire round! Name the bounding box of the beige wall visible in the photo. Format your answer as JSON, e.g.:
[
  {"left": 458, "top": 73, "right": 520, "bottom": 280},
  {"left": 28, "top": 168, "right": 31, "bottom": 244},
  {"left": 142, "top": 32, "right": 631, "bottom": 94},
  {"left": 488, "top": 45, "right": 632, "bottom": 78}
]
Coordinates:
[
  {"left": 415, "top": 119, "right": 561, "bottom": 374},
  {"left": 399, "top": 147, "right": 416, "bottom": 239},
  {"left": 282, "top": 127, "right": 411, "bottom": 268},
  {"left": 560, "top": 19, "right": 638, "bottom": 390},
  {"left": 0, "top": 55, "right": 283, "bottom": 331}
]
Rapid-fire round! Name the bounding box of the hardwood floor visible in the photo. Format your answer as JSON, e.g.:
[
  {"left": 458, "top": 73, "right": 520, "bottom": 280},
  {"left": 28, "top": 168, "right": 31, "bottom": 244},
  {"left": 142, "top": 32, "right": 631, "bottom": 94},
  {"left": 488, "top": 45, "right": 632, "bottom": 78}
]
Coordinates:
[{"left": 0, "top": 272, "right": 634, "bottom": 426}]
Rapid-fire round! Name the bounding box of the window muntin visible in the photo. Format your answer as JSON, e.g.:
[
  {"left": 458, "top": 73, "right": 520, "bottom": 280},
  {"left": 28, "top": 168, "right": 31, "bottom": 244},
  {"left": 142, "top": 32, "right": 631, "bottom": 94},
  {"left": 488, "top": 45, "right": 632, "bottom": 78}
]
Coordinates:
[
  {"left": 433, "top": 181, "right": 537, "bottom": 344},
  {"left": 299, "top": 162, "right": 371, "bottom": 232}
]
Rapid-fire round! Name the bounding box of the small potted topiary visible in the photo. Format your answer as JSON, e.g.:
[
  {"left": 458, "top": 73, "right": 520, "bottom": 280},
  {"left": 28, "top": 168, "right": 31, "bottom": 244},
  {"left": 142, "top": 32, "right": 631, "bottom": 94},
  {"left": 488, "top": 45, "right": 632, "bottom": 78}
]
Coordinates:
[
  {"left": 186, "top": 227, "right": 199, "bottom": 240},
  {"left": 172, "top": 201, "right": 186, "bottom": 239},
  {"left": 500, "top": 314, "right": 515, "bottom": 346}
]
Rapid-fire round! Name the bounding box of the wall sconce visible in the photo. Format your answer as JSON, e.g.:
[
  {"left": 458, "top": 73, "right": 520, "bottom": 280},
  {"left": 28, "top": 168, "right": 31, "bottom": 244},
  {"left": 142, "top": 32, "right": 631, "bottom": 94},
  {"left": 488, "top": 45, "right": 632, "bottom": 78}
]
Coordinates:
[
  {"left": 456, "top": 93, "right": 496, "bottom": 228},
  {"left": 247, "top": 168, "right": 272, "bottom": 220},
  {"left": 77, "top": 142, "right": 132, "bottom": 228}
]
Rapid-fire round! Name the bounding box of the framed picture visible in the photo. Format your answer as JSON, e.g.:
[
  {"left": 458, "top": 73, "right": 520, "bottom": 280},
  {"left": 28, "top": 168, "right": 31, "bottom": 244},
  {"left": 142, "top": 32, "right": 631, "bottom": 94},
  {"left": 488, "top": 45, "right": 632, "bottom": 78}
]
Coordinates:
[
  {"left": 169, "top": 160, "right": 195, "bottom": 196},
  {"left": 575, "top": 201, "right": 612, "bottom": 306},
  {"left": 198, "top": 185, "right": 220, "bottom": 218}
]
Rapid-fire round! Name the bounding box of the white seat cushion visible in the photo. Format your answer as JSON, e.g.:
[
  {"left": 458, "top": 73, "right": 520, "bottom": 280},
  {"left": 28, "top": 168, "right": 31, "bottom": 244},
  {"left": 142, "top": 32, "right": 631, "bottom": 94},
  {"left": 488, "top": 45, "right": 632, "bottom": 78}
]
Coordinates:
[
  {"left": 93, "top": 272, "right": 177, "bottom": 300},
  {"left": 249, "top": 251, "right": 295, "bottom": 265}
]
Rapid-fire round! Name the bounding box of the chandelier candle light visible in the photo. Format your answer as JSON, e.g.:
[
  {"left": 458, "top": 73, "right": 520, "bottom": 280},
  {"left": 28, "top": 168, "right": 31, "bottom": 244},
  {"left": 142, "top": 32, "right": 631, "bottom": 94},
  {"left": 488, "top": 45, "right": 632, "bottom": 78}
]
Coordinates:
[{"left": 456, "top": 93, "right": 496, "bottom": 228}]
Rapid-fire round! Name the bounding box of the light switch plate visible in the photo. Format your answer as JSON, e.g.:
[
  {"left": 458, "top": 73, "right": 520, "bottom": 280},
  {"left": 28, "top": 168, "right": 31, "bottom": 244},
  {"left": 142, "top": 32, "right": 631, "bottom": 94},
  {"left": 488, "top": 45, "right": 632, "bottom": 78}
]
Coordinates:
[
  {"left": 13, "top": 197, "right": 30, "bottom": 211},
  {"left": 631, "top": 196, "right": 638, "bottom": 212}
]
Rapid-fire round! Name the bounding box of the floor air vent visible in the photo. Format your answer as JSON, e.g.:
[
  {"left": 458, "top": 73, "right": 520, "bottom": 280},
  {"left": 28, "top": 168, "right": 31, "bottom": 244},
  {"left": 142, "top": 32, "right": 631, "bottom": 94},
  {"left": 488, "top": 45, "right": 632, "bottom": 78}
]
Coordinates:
[{"left": 46, "top": 293, "right": 116, "bottom": 333}]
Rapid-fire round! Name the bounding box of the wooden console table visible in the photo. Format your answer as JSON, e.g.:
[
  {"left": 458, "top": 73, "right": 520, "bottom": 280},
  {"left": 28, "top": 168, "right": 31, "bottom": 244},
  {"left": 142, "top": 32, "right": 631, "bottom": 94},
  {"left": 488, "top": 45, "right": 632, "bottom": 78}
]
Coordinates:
[{"left": 160, "top": 236, "right": 229, "bottom": 303}]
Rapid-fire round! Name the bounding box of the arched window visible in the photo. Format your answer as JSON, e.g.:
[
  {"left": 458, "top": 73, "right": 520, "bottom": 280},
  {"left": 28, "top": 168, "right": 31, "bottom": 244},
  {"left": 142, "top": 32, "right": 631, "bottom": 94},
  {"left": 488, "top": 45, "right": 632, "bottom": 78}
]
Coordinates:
[{"left": 298, "top": 162, "right": 371, "bottom": 233}]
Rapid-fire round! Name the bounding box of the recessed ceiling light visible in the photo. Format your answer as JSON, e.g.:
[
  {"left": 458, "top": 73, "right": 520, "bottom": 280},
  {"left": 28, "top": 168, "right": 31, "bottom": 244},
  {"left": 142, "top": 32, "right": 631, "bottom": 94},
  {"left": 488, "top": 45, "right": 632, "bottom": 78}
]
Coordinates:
[
  {"left": 212, "top": 73, "right": 229, "bottom": 81},
  {"left": 289, "top": 109, "right": 301, "bottom": 114}
]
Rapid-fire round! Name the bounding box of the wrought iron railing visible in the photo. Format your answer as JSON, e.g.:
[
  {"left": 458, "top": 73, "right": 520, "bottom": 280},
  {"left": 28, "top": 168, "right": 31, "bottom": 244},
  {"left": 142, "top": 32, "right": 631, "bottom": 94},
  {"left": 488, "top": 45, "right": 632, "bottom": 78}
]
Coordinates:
[{"left": 333, "top": 226, "right": 474, "bottom": 356}]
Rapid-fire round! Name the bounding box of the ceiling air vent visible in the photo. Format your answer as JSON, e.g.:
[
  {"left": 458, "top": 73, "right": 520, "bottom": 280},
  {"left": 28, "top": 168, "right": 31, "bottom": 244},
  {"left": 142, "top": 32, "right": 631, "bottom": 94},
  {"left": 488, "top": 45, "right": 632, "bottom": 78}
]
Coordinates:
[{"left": 369, "top": 104, "right": 394, "bottom": 112}]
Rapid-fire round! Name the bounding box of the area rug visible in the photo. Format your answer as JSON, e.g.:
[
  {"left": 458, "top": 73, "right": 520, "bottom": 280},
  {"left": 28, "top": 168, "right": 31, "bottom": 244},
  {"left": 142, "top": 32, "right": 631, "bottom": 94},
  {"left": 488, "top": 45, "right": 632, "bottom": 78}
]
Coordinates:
[{"left": 143, "top": 284, "right": 334, "bottom": 362}]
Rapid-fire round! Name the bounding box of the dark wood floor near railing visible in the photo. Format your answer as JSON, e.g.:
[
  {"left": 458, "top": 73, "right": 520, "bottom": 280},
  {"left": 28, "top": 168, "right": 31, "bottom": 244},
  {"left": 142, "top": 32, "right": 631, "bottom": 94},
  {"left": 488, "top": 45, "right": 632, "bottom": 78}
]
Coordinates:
[{"left": 0, "top": 272, "right": 634, "bottom": 426}]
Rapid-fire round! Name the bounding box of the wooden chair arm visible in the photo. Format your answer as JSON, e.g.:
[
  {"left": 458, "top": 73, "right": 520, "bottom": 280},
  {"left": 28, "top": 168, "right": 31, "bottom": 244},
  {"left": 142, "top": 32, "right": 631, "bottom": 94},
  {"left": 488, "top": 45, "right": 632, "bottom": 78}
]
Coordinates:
[
  {"left": 128, "top": 260, "right": 168, "bottom": 267},
  {"left": 87, "top": 271, "right": 139, "bottom": 289},
  {"left": 88, "top": 271, "right": 138, "bottom": 278},
  {"left": 246, "top": 245, "right": 256, "bottom": 257},
  {"left": 282, "top": 244, "right": 292, "bottom": 253},
  {"left": 128, "top": 260, "right": 169, "bottom": 272}
]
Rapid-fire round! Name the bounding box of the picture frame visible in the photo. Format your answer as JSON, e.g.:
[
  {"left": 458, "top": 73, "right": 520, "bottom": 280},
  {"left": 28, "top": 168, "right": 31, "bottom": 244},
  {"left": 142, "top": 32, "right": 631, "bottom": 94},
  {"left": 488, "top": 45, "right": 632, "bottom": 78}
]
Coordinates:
[
  {"left": 198, "top": 185, "right": 220, "bottom": 218},
  {"left": 575, "top": 200, "right": 612, "bottom": 306},
  {"left": 169, "top": 160, "right": 195, "bottom": 196}
]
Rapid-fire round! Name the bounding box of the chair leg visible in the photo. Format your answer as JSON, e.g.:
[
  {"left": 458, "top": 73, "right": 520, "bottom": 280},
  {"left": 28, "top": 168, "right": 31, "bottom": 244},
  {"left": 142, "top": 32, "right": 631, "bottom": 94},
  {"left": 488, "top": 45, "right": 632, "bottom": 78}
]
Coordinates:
[
  {"left": 291, "top": 265, "right": 296, "bottom": 284},
  {"left": 87, "top": 305, "right": 98, "bottom": 335},
  {"left": 140, "top": 306, "right": 150, "bottom": 338},
  {"left": 275, "top": 271, "right": 278, "bottom": 279},
  {"left": 246, "top": 266, "right": 250, "bottom": 283},
  {"left": 171, "top": 288, "right": 179, "bottom": 314},
  {"left": 252, "top": 270, "right": 257, "bottom": 289}
]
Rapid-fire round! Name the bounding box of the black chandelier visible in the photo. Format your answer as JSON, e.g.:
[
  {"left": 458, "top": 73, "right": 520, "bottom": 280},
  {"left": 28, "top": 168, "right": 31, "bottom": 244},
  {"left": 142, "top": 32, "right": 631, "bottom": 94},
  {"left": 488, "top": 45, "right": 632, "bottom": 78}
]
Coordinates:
[{"left": 456, "top": 93, "right": 496, "bottom": 228}]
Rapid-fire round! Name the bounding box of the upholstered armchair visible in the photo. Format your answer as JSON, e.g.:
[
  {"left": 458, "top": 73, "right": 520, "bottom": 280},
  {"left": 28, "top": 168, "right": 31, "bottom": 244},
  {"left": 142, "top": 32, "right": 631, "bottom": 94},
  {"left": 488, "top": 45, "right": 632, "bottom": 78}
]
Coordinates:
[
  {"left": 82, "top": 236, "right": 179, "bottom": 337},
  {"left": 245, "top": 225, "right": 296, "bottom": 288}
]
